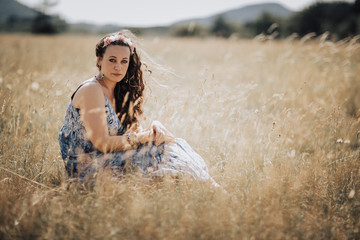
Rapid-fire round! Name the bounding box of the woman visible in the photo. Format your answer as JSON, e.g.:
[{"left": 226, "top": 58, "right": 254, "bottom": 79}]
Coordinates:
[{"left": 58, "top": 30, "right": 218, "bottom": 187}]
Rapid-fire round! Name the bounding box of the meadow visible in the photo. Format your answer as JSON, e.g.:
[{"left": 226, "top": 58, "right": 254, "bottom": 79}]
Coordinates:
[{"left": 0, "top": 33, "right": 359, "bottom": 239}]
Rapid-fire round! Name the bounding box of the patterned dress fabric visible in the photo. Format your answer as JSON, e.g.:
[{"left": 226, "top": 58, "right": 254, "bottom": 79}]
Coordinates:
[{"left": 58, "top": 83, "right": 218, "bottom": 186}]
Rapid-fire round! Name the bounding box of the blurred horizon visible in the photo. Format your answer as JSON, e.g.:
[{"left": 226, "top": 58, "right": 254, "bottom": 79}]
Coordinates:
[
  {"left": 1, "top": 0, "right": 359, "bottom": 39},
  {"left": 16, "top": 0, "right": 317, "bottom": 27}
]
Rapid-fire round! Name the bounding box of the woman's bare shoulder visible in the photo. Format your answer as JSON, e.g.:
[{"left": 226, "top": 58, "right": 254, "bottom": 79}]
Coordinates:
[
  {"left": 79, "top": 79, "right": 102, "bottom": 92},
  {"left": 72, "top": 79, "right": 104, "bottom": 108}
]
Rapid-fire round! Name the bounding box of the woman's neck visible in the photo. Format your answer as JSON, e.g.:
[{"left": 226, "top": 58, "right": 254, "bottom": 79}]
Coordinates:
[{"left": 98, "top": 77, "right": 116, "bottom": 97}]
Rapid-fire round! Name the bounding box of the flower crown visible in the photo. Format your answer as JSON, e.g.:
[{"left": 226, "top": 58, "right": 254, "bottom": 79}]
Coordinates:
[{"left": 103, "top": 34, "right": 135, "bottom": 54}]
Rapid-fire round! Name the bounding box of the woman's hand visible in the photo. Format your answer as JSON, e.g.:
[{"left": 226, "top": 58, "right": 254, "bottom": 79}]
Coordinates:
[
  {"left": 135, "top": 121, "right": 175, "bottom": 146},
  {"left": 151, "top": 120, "right": 175, "bottom": 146}
]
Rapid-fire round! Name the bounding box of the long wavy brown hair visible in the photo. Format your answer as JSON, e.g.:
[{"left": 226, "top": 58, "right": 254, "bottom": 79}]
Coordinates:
[{"left": 95, "top": 30, "right": 145, "bottom": 130}]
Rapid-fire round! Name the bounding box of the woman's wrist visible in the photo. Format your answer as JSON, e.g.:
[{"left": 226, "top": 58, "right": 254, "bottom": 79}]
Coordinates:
[{"left": 126, "top": 132, "right": 140, "bottom": 148}]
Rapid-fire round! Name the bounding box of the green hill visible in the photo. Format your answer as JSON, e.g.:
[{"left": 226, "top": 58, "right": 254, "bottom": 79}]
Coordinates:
[
  {"left": 172, "top": 3, "right": 293, "bottom": 27},
  {"left": 0, "top": 0, "right": 39, "bottom": 22}
]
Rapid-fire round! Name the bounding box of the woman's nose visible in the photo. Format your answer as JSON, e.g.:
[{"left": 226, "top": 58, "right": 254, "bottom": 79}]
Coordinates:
[{"left": 114, "top": 63, "right": 121, "bottom": 70}]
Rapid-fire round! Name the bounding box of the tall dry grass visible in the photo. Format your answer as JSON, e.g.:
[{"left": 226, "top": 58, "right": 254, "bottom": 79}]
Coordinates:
[{"left": 0, "top": 33, "right": 359, "bottom": 239}]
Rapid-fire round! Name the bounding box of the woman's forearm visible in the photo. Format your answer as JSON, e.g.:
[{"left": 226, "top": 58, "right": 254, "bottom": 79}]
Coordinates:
[
  {"left": 96, "top": 135, "right": 132, "bottom": 153},
  {"left": 95, "top": 130, "right": 154, "bottom": 153}
]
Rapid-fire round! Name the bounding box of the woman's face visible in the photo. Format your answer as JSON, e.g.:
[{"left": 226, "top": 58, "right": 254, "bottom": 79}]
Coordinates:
[{"left": 98, "top": 44, "right": 131, "bottom": 83}]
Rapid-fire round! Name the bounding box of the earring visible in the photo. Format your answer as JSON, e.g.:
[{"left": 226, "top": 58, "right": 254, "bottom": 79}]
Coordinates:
[{"left": 95, "top": 74, "right": 104, "bottom": 81}]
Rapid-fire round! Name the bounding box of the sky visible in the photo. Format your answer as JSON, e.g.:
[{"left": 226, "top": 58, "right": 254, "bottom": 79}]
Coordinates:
[{"left": 17, "top": 0, "right": 320, "bottom": 27}]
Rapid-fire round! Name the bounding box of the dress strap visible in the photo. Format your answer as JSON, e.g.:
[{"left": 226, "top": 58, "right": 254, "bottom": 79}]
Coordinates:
[{"left": 71, "top": 79, "right": 95, "bottom": 100}]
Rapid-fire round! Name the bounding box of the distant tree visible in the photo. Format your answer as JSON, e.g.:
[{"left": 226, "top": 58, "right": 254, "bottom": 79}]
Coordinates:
[
  {"left": 5, "top": 15, "right": 18, "bottom": 31},
  {"left": 355, "top": 0, "right": 360, "bottom": 14},
  {"left": 31, "top": 0, "right": 67, "bottom": 34},
  {"left": 287, "top": 2, "right": 357, "bottom": 39},
  {"left": 211, "top": 15, "right": 233, "bottom": 38},
  {"left": 171, "top": 22, "right": 208, "bottom": 37},
  {"left": 355, "top": 0, "right": 360, "bottom": 34},
  {"left": 32, "top": 13, "right": 56, "bottom": 33},
  {"left": 245, "top": 12, "right": 283, "bottom": 38},
  {"left": 36, "top": 0, "right": 58, "bottom": 14},
  {"left": 4, "top": 15, "right": 32, "bottom": 32}
]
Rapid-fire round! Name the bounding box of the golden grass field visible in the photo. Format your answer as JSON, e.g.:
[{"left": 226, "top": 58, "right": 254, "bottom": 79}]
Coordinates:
[{"left": 0, "top": 33, "right": 360, "bottom": 239}]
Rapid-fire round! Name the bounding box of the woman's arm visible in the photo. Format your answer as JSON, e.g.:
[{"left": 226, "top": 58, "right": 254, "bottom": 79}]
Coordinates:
[{"left": 73, "top": 82, "right": 152, "bottom": 153}]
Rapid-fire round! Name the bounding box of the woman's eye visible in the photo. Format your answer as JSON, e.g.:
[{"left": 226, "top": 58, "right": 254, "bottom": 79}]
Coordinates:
[
  {"left": 122, "top": 60, "right": 128, "bottom": 64},
  {"left": 109, "top": 59, "right": 116, "bottom": 62}
]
